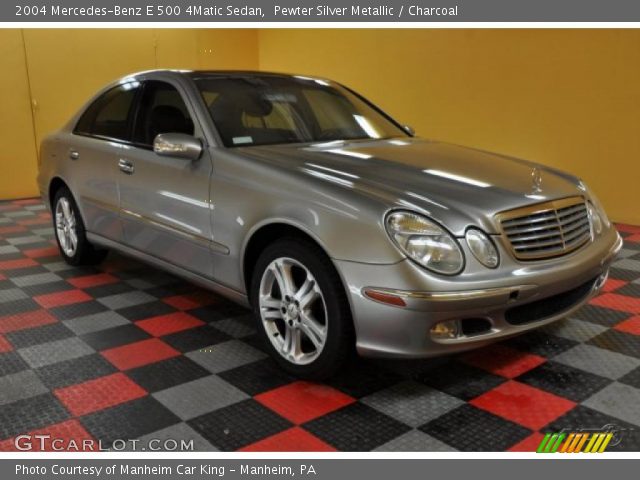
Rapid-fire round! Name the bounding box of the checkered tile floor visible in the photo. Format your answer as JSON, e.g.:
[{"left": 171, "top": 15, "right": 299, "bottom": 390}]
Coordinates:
[{"left": 1, "top": 198, "right": 640, "bottom": 452}]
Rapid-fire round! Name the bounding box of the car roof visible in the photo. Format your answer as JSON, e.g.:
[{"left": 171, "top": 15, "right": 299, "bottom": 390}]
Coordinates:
[{"left": 120, "top": 69, "right": 314, "bottom": 81}]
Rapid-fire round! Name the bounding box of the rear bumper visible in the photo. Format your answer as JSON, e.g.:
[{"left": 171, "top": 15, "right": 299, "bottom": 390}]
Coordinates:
[{"left": 335, "top": 228, "right": 622, "bottom": 358}]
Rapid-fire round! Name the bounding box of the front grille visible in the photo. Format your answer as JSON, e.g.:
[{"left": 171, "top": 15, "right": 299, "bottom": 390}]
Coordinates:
[
  {"left": 498, "top": 196, "right": 591, "bottom": 260},
  {"left": 505, "top": 276, "right": 598, "bottom": 325}
]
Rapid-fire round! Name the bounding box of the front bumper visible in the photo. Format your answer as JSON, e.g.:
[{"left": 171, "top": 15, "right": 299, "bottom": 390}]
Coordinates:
[{"left": 335, "top": 228, "right": 622, "bottom": 358}]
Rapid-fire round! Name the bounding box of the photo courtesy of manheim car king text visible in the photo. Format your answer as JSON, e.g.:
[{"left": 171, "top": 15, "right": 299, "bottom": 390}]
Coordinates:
[{"left": 0, "top": 0, "right": 639, "bottom": 478}]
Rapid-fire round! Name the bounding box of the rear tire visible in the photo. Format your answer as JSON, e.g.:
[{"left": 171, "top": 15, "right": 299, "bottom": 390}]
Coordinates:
[
  {"left": 250, "top": 237, "right": 354, "bottom": 380},
  {"left": 52, "top": 187, "right": 108, "bottom": 266}
]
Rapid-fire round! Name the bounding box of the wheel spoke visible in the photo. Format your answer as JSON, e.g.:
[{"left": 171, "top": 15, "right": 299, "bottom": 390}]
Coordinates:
[
  {"left": 299, "top": 288, "right": 320, "bottom": 310},
  {"left": 282, "top": 327, "right": 302, "bottom": 359},
  {"left": 260, "top": 296, "right": 281, "bottom": 310},
  {"left": 272, "top": 259, "right": 296, "bottom": 297},
  {"left": 300, "top": 312, "right": 325, "bottom": 348},
  {"left": 294, "top": 276, "right": 315, "bottom": 303},
  {"left": 68, "top": 229, "right": 78, "bottom": 250},
  {"left": 55, "top": 214, "right": 65, "bottom": 229},
  {"left": 61, "top": 199, "right": 72, "bottom": 221},
  {"left": 262, "top": 308, "right": 283, "bottom": 320}
]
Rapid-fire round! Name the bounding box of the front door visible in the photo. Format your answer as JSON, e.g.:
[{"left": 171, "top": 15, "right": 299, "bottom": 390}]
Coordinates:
[{"left": 118, "top": 80, "right": 214, "bottom": 278}]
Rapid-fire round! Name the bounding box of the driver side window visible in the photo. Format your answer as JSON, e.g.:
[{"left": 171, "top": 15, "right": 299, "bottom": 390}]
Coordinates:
[{"left": 133, "top": 81, "right": 195, "bottom": 147}]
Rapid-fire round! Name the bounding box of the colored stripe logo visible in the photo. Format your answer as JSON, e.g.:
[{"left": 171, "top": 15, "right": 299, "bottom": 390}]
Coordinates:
[{"left": 537, "top": 432, "right": 614, "bottom": 453}]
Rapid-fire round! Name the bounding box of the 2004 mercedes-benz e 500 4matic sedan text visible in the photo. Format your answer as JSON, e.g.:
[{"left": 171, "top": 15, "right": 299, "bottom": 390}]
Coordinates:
[{"left": 38, "top": 70, "right": 622, "bottom": 378}]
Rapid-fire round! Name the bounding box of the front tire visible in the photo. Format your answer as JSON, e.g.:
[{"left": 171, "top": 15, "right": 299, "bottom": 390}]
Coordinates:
[
  {"left": 52, "top": 187, "right": 108, "bottom": 266},
  {"left": 250, "top": 238, "right": 354, "bottom": 379}
]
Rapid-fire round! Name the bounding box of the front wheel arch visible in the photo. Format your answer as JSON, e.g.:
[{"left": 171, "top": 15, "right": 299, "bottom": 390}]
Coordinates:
[{"left": 242, "top": 222, "right": 333, "bottom": 295}]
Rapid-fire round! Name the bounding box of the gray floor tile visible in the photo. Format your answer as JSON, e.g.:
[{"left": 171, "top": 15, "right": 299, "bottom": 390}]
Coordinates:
[
  {"left": 0, "top": 288, "right": 29, "bottom": 304},
  {"left": 583, "top": 382, "right": 640, "bottom": 427},
  {"left": 362, "top": 380, "right": 463, "bottom": 427},
  {"left": 10, "top": 272, "right": 62, "bottom": 287},
  {"left": 186, "top": 340, "right": 267, "bottom": 374},
  {"left": 153, "top": 375, "right": 248, "bottom": 420},
  {"left": 553, "top": 344, "right": 640, "bottom": 379},
  {"left": 542, "top": 317, "right": 608, "bottom": 343},
  {"left": 0, "top": 370, "right": 48, "bottom": 405},
  {"left": 98, "top": 291, "right": 156, "bottom": 310},
  {"left": 18, "top": 337, "right": 95, "bottom": 369},
  {"left": 63, "top": 311, "right": 130, "bottom": 336},
  {"left": 374, "top": 430, "right": 457, "bottom": 452}
]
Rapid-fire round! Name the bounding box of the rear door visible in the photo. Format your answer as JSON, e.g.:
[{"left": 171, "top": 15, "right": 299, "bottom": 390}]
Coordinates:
[
  {"left": 117, "top": 79, "right": 215, "bottom": 278},
  {"left": 69, "top": 81, "right": 140, "bottom": 241}
]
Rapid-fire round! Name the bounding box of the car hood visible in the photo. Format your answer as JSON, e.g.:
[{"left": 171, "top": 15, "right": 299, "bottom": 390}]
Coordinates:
[{"left": 236, "top": 138, "right": 584, "bottom": 235}]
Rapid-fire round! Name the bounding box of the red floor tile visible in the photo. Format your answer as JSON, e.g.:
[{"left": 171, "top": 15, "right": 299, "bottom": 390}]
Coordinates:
[
  {"left": 0, "top": 334, "right": 12, "bottom": 353},
  {"left": 508, "top": 432, "right": 546, "bottom": 452},
  {"left": 0, "top": 204, "right": 21, "bottom": 211},
  {"left": 240, "top": 427, "right": 336, "bottom": 452},
  {"left": 135, "top": 312, "right": 205, "bottom": 337},
  {"left": 22, "top": 246, "right": 60, "bottom": 259},
  {"left": 54, "top": 372, "right": 147, "bottom": 417},
  {"left": 590, "top": 293, "right": 640, "bottom": 315},
  {"left": 67, "top": 273, "right": 119, "bottom": 289},
  {"left": 12, "top": 198, "right": 41, "bottom": 206},
  {"left": 470, "top": 380, "right": 576, "bottom": 431},
  {"left": 602, "top": 278, "right": 627, "bottom": 293},
  {"left": 163, "top": 291, "right": 218, "bottom": 310},
  {"left": 0, "top": 225, "right": 28, "bottom": 235},
  {"left": 255, "top": 381, "right": 355, "bottom": 424},
  {"left": 34, "top": 289, "right": 92, "bottom": 309},
  {"left": 101, "top": 338, "right": 180, "bottom": 370},
  {"left": 614, "top": 315, "right": 640, "bottom": 335},
  {"left": 0, "top": 419, "right": 95, "bottom": 452},
  {"left": 17, "top": 217, "right": 51, "bottom": 226},
  {"left": 626, "top": 233, "right": 640, "bottom": 243},
  {"left": 0, "top": 258, "right": 38, "bottom": 271},
  {"left": 461, "top": 344, "right": 547, "bottom": 379},
  {"left": 616, "top": 224, "right": 640, "bottom": 234},
  {"left": 0, "top": 309, "right": 57, "bottom": 334}
]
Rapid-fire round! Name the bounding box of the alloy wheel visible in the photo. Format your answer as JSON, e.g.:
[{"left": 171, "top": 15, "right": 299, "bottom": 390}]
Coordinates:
[
  {"left": 258, "top": 257, "right": 328, "bottom": 365},
  {"left": 55, "top": 197, "right": 78, "bottom": 257}
]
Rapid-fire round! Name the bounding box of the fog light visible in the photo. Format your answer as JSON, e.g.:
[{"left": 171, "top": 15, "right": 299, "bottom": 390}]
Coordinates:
[{"left": 430, "top": 320, "right": 461, "bottom": 340}]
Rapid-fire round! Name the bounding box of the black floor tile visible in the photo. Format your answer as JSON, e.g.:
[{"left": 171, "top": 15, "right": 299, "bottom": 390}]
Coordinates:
[
  {"left": 127, "top": 356, "right": 211, "bottom": 393},
  {"left": 420, "top": 404, "right": 531, "bottom": 451},
  {"left": 188, "top": 399, "right": 292, "bottom": 451},
  {"left": 516, "top": 361, "right": 612, "bottom": 402}
]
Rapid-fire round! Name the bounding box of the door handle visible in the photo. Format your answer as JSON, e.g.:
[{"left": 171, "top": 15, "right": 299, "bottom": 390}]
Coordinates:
[
  {"left": 69, "top": 150, "right": 79, "bottom": 160},
  {"left": 118, "top": 158, "right": 135, "bottom": 174}
]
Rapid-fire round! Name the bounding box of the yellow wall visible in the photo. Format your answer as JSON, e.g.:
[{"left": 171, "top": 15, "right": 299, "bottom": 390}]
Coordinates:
[
  {"left": 1, "top": 28, "right": 259, "bottom": 200},
  {"left": 259, "top": 29, "right": 640, "bottom": 225},
  {"left": 0, "top": 30, "right": 38, "bottom": 199},
  {"left": 23, "top": 29, "right": 258, "bottom": 151},
  {"left": 2, "top": 28, "right": 639, "bottom": 224}
]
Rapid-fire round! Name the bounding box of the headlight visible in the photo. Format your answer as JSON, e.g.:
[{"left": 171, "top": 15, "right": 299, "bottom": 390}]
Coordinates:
[
  {"left": 465, "top": 229, "right": 499, "bottom": 268},
  {"left": 385, "top": 211, "right": 464, "bottom": 275},
  {"left": 587, "top": 202, "right": 603, "bottom": 237},
  {"left": 580, "top": 181, "right": 611, "bottom": 231}
]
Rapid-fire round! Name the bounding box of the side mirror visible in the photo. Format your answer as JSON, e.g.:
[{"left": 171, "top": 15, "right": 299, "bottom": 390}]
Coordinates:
[
  {"left": 153, "top": 133, "right": 202, "bottom": 161},
  {"left": 403, "top": 125, "right": 415, "bottom": 137}
]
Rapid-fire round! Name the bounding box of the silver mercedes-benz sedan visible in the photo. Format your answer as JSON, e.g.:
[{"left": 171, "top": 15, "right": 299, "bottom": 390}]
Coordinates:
[{"left": 38, "top": 70, "right": 622, "bottom": 378}]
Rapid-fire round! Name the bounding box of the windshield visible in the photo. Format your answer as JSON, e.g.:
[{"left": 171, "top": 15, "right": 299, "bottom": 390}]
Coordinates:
[{"left": 194, "top": 75, "right": 408, "bottom": 147}]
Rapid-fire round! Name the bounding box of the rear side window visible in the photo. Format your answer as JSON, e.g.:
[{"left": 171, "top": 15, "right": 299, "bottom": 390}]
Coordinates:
[{"left": 74, "top": 82, "right": 139, "bottom": 142}]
